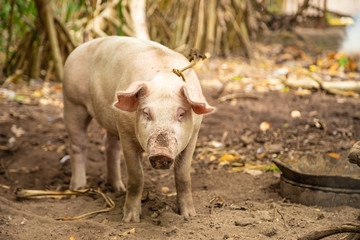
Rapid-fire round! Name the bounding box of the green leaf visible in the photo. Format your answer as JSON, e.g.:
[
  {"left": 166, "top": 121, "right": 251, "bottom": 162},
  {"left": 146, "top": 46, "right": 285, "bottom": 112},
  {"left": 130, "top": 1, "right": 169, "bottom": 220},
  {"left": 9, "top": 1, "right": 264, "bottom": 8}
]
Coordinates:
[
  {"left": 14, "top": 95, "right": 25, "bottom": 101},
  {"left": 338, "top": 56, "right": 349, "bottom": 67},
  {"left": 282, "top": 86, "right": 290, "bottom": 92},
  {"left": 265, "top": 164, "right": 280, "bottom": 172},
  {"left": 232, "top": 76, "right": 243, "bottom": 80}
]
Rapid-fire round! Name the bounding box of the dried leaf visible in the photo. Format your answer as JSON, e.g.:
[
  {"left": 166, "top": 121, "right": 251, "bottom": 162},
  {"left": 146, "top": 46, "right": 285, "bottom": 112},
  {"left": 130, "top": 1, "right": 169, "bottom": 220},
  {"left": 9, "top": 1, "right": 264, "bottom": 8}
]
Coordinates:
[
  {"left": 309, "top": 65, "right": 317, "bottom": 72},
  {"left": 209, "top": 140, "right": 223, "bottom": 148},
  {"left": 210, "top": 155, "right": 217, "bottom": 161},
  {"left": 329, "top": 62, "right": 340, "bottom": 76},
  {"left": 52, "top": 86, "right": 62, "bottom": 91},
  {"left": 219, "top": 153, "right": 238, "bottom": 162},
  {"left": 327, "top": 152, "right": 341, "bottom": 159},
  {"left": 33, "top": 90, "right": 42, "bottom": 97},
  {"left": 161, "top": 186, "right": 169, "bottom": 194},
  {"left": 119, "top": 228, "right": 136, "bottom": 236},
  {"left": 0, "top": 145, "right": 10, "bottom": 151},
  {"left": 244, "top": 169, "right": 263, "bottom": 176},
  {"left": 57, "top": 145, "right": 66, "bottom": 153},
  {"left": 11, "top": 125, "right": 26, "bottom": 137}
]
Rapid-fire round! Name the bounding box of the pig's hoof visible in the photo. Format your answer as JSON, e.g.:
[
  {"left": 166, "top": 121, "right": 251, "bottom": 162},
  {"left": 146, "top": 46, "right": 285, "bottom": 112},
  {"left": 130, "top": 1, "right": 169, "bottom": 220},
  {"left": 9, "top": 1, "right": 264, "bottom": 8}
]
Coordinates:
[
  {"left": 110, "top": 181, "right": 126, "bottom": 193},
  {"left": 122, "top": 211, "right": 141, "bottom": 223},
  {"left": 122, "top": 205, "right": 141, "bottom": 223},
  {"left": 69, "top": 180, "right": 86, "bottom": 191},
  {"left": 180, "top": 206, "right": 196, "bottom": 219}
]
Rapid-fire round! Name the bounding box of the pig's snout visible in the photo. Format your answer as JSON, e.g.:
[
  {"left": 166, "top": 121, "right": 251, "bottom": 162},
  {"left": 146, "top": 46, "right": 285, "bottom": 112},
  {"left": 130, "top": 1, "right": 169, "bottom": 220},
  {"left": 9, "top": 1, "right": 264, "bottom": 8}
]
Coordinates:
[
  {"left": 147, "top": 131, "right": 177, "bottom": 169},
  {"left": 149, "top": 154, "right": 174, "bottom": 169}
]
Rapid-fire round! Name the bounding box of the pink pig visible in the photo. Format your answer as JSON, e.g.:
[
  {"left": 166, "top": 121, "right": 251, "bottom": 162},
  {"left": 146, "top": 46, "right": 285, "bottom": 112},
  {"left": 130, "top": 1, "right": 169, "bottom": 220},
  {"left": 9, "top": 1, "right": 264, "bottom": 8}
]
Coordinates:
[{"left": 62, "top": 36, "right": 214, "bottom": 222}]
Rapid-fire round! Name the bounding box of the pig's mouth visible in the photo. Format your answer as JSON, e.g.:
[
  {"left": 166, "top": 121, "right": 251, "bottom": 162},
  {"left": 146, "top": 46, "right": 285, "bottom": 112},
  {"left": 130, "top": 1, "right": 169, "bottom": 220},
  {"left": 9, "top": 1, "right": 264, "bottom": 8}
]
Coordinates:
[{"left": 149, "top": 154, "right": 174, "bottom": 169}]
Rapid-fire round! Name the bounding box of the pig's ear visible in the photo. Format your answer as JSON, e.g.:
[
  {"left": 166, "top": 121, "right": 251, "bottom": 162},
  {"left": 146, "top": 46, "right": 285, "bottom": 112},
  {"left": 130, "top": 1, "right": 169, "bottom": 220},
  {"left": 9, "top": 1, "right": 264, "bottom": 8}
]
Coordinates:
[
  {"left": 113, "top": 82, "right": 147, "bottom": 112},
  {"left": 182, "top": 84, "right": 214, "bottom": 115}
]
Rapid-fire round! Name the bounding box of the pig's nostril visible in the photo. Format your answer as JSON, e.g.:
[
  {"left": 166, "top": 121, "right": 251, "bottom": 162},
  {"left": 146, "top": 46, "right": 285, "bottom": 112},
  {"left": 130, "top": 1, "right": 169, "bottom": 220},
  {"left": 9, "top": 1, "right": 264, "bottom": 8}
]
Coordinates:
[{"left": 149, "top": 155, "right": 174, "bottom": 169}]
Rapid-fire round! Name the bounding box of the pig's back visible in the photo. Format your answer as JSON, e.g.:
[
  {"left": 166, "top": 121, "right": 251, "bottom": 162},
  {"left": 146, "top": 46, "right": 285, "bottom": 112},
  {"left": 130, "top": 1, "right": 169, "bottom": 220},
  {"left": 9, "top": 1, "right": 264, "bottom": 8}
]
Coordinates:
[
  {"left": 64, "top": 36, "right": 199, "bottom": 135},
  {"left": 63, "top": 37, "right": 111, "bottom": 117}
]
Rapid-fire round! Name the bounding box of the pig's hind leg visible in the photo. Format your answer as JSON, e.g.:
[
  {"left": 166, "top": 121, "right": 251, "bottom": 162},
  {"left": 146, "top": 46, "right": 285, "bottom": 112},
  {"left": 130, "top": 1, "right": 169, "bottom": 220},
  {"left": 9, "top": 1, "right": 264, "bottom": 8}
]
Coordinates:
[
  {"left": 104, "top": 133, "right": 126, "bottom": 192},
  {"left": 63, "top": 99, "right": 92, "bottom": 190}
]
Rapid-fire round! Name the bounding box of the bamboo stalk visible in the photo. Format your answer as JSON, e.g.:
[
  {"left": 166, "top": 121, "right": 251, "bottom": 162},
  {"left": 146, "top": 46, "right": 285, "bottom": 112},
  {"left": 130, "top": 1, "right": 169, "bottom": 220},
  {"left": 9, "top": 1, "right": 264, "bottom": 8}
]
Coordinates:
[
  {"left": 223, "top": 3, "right": 253, "bottom": 59},
  {"left": 206, "top": 0, "right": 217, "bottom": 53},
  {"left": 34, "top": 0, "right": 64, "bottom": 81},
  {"left": 130, "top": 0, "right": 149, "bottom": 40},
  {"left": 30, "top": 35, "right": 43, "bottom": 80},
  {"left": 5, "top": 0, "right": 16, "bottom": 66},
  {"left": 121, "top": 0, "right": 135, "bottom": 36},
  {"left": 215, "top": 8, "right": 226, "bottom": 55},
  {"left": 172, "top": 1, "right": 186, "bottom": 48},
  {"left": 54, "top": 16, "right": 77, "bottom": 50},
  {"left": 244, "top": 0, "right": 258, "bottom": 38},
  {"left": 194, "top": 0, "right": 205, "bottom": 50},
  {"left": 14, "top": 33, "right": 35, "bottom": 73}
]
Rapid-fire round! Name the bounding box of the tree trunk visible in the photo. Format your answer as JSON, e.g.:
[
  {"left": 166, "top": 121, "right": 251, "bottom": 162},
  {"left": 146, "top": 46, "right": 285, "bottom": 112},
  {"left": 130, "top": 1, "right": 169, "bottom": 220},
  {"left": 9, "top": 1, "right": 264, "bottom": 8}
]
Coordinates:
[
  {"left": 5, "top": 0, "right": 16, "bottom": 69},
  {"left": 34, "top": 0, "right": 63, "bottom": 81}
]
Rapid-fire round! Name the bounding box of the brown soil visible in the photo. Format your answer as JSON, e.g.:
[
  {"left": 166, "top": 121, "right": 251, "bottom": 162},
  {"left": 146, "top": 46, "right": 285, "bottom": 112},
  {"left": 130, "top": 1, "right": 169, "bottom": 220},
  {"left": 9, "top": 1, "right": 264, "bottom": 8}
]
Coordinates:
[
  {"left": 1, "top": 28, "right": 360, "bottom": 239},
  {"left": 0, "top": 81, "right": 359, "bottom": 239}
]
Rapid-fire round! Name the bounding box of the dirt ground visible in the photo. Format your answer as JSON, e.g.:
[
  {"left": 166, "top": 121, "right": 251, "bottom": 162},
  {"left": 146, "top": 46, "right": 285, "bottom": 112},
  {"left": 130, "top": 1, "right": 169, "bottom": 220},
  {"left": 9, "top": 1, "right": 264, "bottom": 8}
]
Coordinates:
[{"left": 1, "top": 29, "right": 360, "bottom": 240}]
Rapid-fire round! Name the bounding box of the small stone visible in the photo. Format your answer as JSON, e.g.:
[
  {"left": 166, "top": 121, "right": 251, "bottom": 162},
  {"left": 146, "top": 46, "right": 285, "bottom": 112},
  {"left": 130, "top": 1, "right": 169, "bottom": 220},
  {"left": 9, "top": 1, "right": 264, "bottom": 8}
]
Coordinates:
[
  {"left": 258, "top": 211, "right": 272, "bottom": 222},
  {"left": 234, "top": 218, "right": 256, "bottom": 227},
  {"left": 317, "top": 213, "right": 325, "bottom": 220},
  {"left": 261, "top": 225, "right": 277, "bottom": 237},
  {"left": 291, "top": 110, "right": 301, "bottom": 118},
  {"left": 223, "top": 234, "right": 230, "bottom": 239},
  {"left": 152, "top": 219, "right": 161, "bottom": 226},
  {"left": 266, "top": 143, "right": 283, "bottom": 153},
  {"left": 229, "top": 204, "right": 247, "bottom": 211}
]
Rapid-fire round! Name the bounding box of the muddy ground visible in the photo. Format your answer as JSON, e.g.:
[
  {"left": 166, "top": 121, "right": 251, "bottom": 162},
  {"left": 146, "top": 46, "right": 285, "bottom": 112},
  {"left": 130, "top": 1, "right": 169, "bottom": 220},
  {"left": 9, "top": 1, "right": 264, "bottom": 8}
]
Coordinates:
[{"left": 1, "top": 28, "right": 360, "bottom": 240}]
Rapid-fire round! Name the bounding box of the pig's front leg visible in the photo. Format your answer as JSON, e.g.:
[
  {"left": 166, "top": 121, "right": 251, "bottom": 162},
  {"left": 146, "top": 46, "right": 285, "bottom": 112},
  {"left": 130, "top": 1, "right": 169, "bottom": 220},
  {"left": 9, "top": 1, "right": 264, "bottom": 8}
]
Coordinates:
[
  {"left": 121, "top": 135, "right": 144, "bottom": 222},
  {"left": 105, "top": 133, "right": 125, "bottom": 192},
  {"left": 174, "top": 131, "right": 199, "bottom": 219}
]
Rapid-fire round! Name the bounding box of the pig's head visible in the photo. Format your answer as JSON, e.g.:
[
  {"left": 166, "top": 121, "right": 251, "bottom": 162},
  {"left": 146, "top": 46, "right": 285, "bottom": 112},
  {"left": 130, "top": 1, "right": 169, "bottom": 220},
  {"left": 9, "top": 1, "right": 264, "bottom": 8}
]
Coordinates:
[{"left": 113, "top": 77, "right": 214, "bottom": 169}]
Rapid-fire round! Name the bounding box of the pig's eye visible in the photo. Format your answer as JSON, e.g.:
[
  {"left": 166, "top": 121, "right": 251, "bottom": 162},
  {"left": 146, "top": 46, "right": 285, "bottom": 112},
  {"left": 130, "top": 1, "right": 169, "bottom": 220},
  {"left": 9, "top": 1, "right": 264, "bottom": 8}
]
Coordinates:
[
  {"left": 177, "top": 108, "right": 186, "bottom": 121},
  {"left": 143, "top": 108, "right": 152, "bottom": 121}
]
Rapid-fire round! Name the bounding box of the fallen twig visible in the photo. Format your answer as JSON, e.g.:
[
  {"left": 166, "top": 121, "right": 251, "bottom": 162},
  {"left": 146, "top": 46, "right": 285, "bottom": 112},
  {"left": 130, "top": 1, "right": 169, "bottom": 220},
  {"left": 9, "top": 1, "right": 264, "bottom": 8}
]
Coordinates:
[
  {"left": 119, "top": 228, "right": 136, "bottom": 236},
  {"left": 284, "top": 74, "right": 360, "bottom": 97},
  {"left": 217, "top": 92, "right": 260, "bottom": 102},
  {"left": 276, "top": 209, "right": 288, "bottom": 230},
  {"left": 0, "top": 184, "right": 10, "bottom": 190},
  {"left": 209, "top": 196, "right": 225, "bottom": 214},
  {"left": 298, "top": 223, "right": 360, "bottom": 240},
  {"left": 15, "top": 188, "right": 115, "bottom": 221}
]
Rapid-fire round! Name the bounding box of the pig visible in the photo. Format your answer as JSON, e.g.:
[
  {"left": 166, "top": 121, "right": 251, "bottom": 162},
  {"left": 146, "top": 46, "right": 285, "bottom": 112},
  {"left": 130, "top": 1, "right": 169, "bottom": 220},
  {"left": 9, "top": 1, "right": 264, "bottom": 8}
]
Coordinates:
[{"left": 62, "top": 36, "right": 214, "bottom": 222}]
